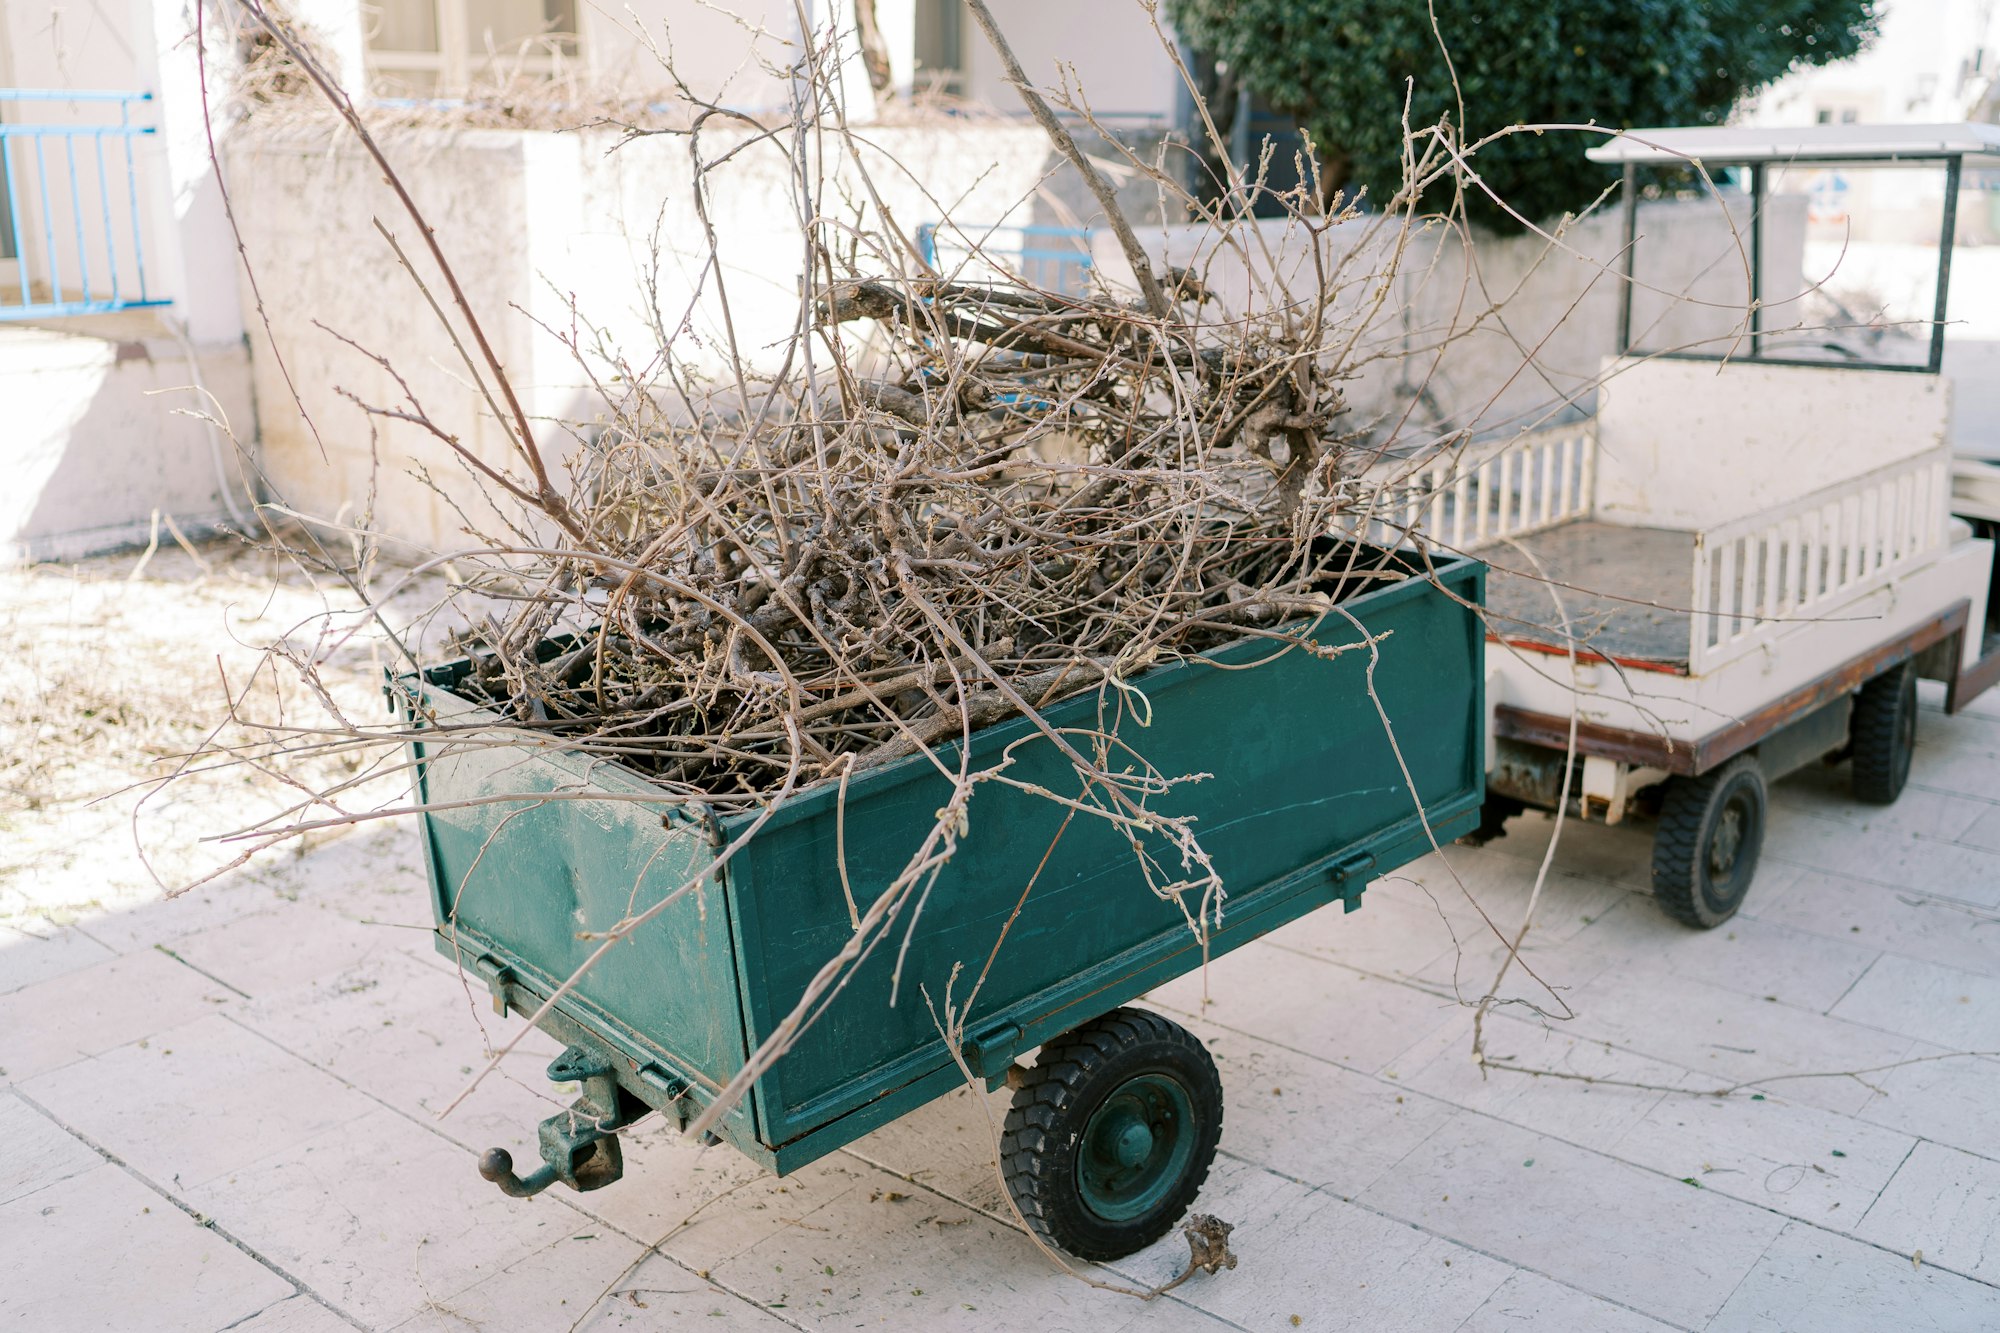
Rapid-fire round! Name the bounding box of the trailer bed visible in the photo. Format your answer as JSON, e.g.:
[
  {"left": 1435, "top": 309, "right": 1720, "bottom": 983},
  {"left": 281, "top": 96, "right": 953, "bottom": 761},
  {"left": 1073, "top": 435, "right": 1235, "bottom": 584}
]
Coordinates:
[
  {"left": 406, "top": 551, "right": 1488, "bottom": 1174},
  {"left": 1483, "top": 521, "right": 1700, "bottom": 670}
]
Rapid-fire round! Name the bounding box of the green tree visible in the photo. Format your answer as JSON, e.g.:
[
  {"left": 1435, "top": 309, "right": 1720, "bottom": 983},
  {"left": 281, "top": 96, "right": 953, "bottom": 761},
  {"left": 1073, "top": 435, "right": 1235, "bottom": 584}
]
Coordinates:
[{"left": 1166, "top": 0, "right": 1878, "bottom": 227}]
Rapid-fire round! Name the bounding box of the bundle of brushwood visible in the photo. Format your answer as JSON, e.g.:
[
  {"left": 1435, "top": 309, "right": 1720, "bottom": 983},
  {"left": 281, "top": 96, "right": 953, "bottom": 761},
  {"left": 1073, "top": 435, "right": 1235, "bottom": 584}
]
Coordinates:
[
  {"left": 197, "top": 0, "right": 1520, "bottom": 1152},
  {"left": 441, "top": 271, "right": 1395, "bottom": 808}
]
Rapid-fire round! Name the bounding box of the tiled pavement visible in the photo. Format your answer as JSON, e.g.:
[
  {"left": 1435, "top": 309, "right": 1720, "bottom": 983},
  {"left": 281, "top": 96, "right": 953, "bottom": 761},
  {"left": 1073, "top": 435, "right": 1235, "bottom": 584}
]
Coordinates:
[{"left": 4, "top": 687, "right": 2000, "bottom": 1331}]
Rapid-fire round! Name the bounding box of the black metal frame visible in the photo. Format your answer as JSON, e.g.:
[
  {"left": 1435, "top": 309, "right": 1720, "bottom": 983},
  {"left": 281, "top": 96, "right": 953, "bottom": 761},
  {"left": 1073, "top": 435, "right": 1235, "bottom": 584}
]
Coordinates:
[{"left": 1616, "top": 153, "right": 1965, "bottom": 376}]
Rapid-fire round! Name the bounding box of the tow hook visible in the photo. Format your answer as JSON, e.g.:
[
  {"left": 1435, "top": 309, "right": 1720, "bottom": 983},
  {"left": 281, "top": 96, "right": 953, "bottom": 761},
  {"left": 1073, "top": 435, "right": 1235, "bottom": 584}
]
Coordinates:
[{"left": 477, "top": 1044, "right": 634, "bottom": 1198}]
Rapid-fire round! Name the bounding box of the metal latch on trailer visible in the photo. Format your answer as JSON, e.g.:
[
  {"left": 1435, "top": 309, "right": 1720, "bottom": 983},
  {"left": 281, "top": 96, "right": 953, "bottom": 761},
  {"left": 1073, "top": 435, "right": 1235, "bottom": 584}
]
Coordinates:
[{"left": 470, "top": 953, "right": 516, "bottom": 1015}]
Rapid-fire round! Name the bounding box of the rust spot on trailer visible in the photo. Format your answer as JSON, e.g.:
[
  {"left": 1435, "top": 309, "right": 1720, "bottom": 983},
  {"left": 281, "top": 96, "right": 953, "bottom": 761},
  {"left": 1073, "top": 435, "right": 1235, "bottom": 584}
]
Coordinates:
[{"left": 1486, "top": 633, "right": 1689, "bottom": 676}]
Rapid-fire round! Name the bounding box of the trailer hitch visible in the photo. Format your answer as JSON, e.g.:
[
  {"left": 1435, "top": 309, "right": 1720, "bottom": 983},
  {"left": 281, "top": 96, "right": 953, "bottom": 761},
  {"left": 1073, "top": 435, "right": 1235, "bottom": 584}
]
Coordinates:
[{"left": 477, "top": 1044, "right": 635, "bottom": 1199}]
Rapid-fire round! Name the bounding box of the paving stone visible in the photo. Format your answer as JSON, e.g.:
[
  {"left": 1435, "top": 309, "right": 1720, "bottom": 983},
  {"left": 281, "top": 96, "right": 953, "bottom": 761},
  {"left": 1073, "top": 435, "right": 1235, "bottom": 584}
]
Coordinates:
[
  {"left": 168, "top": 903, "right": 425, "bottom": 999},
  {"left": 1106, "top": 1300, "right": 1253, "bottom": 1333},
  {"left": 8, "top": 612, "right": 2000, "bottom": 1328},
  {"left": 1953, "top": 804, "right": 2000, "bottom": 854},
  {"left": 1402, "top": 923, "right": 1619, "bottom": 1014},
  {"left": 1109, "top": 1158, "right": 1514, "bottom": 1333},
  {"left": 1763, "top": 801, "right": 2000, "bottom": 910},
  {"left": 1554, "top": 958, "right": 1919, "bottom": 1116},
  {"left": 1146, "top": 938, "right": 1463, "bottom": 1076},
  {"left": 1857, "top": 1047, "right": 2000, "bottom": 1161},
  {"left": 233, "top": 941, "right": 536, "bottom": 1078},
  {"left": 843, "top": 1081, "right": 1016, "bottom": 1216},
  {"left": 1181, "top": 1017, "right": 1462, "bottom": 1196},
  {"left": 1573, "top": 897, "right": 1881, "bottom": 1013},
  {"left": 610, "top": 1251, "right": 904, "bottom": 1330},
  {"left": 1376, "top": 836, "right": 1647, "bottom": 941},
  {"left": 186, "top": 1106, "right": 578, "bottom": 1329},
  {"left": 0, "top": 1163, "right": 294, "bottom": 1331},
  {"left": 71, "top": 877, "right": 289, "bottom": 954},
  {"left": 1358, "top": 1112, "right": 1786, "bottom": 1328},
  {"left": 1272, "top": 885, "right": 1467, "bottom": 979},
  {"left": 1771, "top": 767, "right": 1989, "bottom": 843},
  {"left": 20, "top": 1013, "right": 378, "bottom": 1191},
  {"left": 1857, "top": 1141, "right": 2000, "bottom": 1284},
  {"left": 0, "top": 920, "right": 114, "bottom": 995},
  {"left": 227, "top": 940, "right": 572, "bottom": 1176},
  {"left": 1396, "top": 1010, "right": 1687, "bottom": 1153},
  {"left": 238, "top": 821, "right": 436, "bottom": 932},
  {"left": 0, "top": 946, "right": 237, "bottom": 1086},
  {"left": 1830, "top": 952, "right": 2000, "bottom": 1051},
  {"left": 1710, "top": 1221, "right": 2000, "bottom": 1332},
  {"left": 691, "top": 1158, "right": 1151, "bottom": 1327},
  {"left": 1904, "top": 725, "right": 2000, "bottom": 803},
  {"left": 228, "top": 1295, "right": 360, "bottom": 1332},
  {"left": 0, "top": 1091, "right": 99, "bottom": 1206},
  {"left": 1454, "top": 1270, "right": 1678, "bottom": 1332},
  {"left": 391, "top": 1227, "right": 655, "bottom": 1332},
  {"left": 1611, "top": 1085, "right": 1917, "bottom": 1230},
  {"left": 1747, "top": 868, "right": 2000, "bottom": 980}
]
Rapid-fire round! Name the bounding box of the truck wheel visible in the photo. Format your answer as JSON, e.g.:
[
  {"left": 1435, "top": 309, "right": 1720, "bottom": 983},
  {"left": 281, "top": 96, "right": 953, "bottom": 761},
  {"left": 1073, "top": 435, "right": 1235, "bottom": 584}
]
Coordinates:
[
  {"left": 1651, "top": 756, "right": 1766, "bottom": 928},
  {"left": 1000, "top": 1007, "right": 1223, "bottom": 1262},
  {"left": 1852, "top": 661, "right": 1917, "bottom": 805},
  {"left": 1459, "top": 794, "right": 1525, "bottom": 847}
]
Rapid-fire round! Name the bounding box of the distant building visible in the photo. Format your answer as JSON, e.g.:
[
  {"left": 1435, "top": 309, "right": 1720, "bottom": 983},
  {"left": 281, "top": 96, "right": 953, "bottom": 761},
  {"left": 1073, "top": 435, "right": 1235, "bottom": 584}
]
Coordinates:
[{"left": 1741, "top": 0, "right": 2000, "bottom": 127}]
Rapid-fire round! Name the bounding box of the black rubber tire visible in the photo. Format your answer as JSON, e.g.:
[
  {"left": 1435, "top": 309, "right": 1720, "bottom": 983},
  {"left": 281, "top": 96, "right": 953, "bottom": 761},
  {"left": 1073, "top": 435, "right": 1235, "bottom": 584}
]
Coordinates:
[
  {"left": 1651, "top": 755, "right": 1767, "bottom": 928},
  {"left": 1852, "top": 660, "right": 1918, "bottom": 805},
  {"left": 1459, "top": 795, "right": 1525, "bottom": 847},
  {"left": 1000, "top": 1007, "right": 1223, "bottom": 1262}
]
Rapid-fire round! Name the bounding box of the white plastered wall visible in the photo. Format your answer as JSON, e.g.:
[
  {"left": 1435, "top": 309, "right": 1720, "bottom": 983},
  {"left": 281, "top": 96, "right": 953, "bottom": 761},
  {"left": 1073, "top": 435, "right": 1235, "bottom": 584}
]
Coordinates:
[
  {"left": 0, "top": 0, "right": 260, "bottom": 557},
  {"left": 1591, "top": 358, "right": 1951, "bottom": 530},
  {"left": 227, "top": 118, "right": 1161, "bottom": 550},
  {"left": 957, "top": 0, "right": 1179, "bottom": 121}
]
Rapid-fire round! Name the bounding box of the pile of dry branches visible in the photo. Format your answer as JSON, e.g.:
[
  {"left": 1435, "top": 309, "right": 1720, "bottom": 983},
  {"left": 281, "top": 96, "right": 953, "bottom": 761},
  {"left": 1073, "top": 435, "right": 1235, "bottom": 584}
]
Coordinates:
[
  {"left": 201, "top": 0, "right": 1540, "bottom": 1158},
  {"left": 445, "top": 267, "right": 1382, "bottom": 804}
]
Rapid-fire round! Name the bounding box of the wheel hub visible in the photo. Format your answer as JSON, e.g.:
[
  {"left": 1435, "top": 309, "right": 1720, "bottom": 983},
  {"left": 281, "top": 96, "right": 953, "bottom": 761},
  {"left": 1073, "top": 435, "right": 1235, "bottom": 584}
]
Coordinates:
[
  {"left": 1076, "top": 1073, "right": 1196, "bottom": 1223},
  {"left": 1709, "top": 804, "right": 1743, "bottom": 875},
  {"left": 1108, "top": 1113, "right": 1155, "bottom": 1168}
]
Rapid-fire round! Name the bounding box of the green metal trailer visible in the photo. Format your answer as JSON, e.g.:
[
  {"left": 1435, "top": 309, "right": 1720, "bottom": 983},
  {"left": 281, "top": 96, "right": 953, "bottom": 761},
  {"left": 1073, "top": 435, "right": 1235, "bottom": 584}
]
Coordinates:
[{"left": 401, "top": 549, "right": 1486, "bottom": 1259}]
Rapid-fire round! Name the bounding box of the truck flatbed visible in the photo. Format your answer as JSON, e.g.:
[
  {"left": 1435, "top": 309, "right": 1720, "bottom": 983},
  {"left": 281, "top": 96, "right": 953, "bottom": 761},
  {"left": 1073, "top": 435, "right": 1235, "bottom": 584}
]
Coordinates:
[{"left": 1483, "top": 521, "right": 1698, "bottom": 670}]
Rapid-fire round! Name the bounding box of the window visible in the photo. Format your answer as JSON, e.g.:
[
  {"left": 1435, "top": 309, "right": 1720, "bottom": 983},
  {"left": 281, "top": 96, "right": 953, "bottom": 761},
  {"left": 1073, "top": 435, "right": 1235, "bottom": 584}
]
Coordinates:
[
  {"left": 912, "top": 0, "right": 963, "bottom": 95},
  {"left": 364, "top": 0, "right": 580, "bottom": 97}
]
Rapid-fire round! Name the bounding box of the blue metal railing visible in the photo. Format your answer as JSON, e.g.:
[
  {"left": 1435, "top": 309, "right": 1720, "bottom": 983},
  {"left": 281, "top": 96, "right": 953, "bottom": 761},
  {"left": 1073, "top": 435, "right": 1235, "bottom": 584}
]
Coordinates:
[
  {"left": 0, "top": 89, "right": 168, "bottom": 320},
  {"left": 916, "top": 221, "right": 1095, "bottom": 296}
]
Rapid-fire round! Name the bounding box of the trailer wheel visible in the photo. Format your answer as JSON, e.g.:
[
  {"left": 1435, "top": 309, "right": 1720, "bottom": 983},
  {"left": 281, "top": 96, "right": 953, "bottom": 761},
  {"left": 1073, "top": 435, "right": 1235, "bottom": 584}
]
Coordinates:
[
  {"left": 1851, "top": 661, "right": 1917, "bottom": 805},
  {"left": 1651, "top": 756, "right": 1766, "bottom": 928},
  {"left": 1000, "top": 1007, "right": 1222, "bottom": 1261}
]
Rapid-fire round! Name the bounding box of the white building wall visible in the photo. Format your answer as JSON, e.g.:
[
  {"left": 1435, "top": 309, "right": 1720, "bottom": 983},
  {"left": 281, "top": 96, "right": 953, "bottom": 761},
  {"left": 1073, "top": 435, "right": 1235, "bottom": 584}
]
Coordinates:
[
  {"left": 0, "top": 0, "right": 259, "bottom": 556},
  {"left": 0, "top": 0, "right": 248, "bottom": 341},
  {"left": 958, "top": 1, "right": 1179, "bottom": 122},
  {"left": 226, "top": 118, "right": 1161, "bottom": 549},
  {"left": 1743, "top": 0, "right": 2000, "bottom": 126}
]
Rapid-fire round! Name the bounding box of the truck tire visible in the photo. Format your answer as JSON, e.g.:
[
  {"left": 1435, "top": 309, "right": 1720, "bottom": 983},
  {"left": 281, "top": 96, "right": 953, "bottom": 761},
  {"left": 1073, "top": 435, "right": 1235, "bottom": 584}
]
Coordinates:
[
  {"left": 1852, "top": 660, "right": 1917, "bottom": 805},
  {"left": 1459, "top": 795, "right": 1525, "bottom": 846},
  {"left": 1651, "top": 755, "right": 1766, "bottom": 928},
  {"left": 1000, "top": 1007, "right": 1222, "bottom": 1261}
]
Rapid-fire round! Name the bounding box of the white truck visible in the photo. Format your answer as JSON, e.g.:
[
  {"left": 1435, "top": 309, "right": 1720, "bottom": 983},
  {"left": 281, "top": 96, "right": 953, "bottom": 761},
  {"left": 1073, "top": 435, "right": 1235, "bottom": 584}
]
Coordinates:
[{"left": 1443, "top": 123, "right": 2000, "bottom": 926}]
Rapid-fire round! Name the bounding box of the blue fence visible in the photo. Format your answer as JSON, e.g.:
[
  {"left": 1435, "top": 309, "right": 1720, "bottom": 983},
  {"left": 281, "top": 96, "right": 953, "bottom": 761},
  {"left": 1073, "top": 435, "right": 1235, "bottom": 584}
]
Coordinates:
[
  {"left": 0, "top": 90, "right": 167, "bottom": 320},
  {"left": 916, "top": 221, "right": 1094, "bottom": 296}
]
